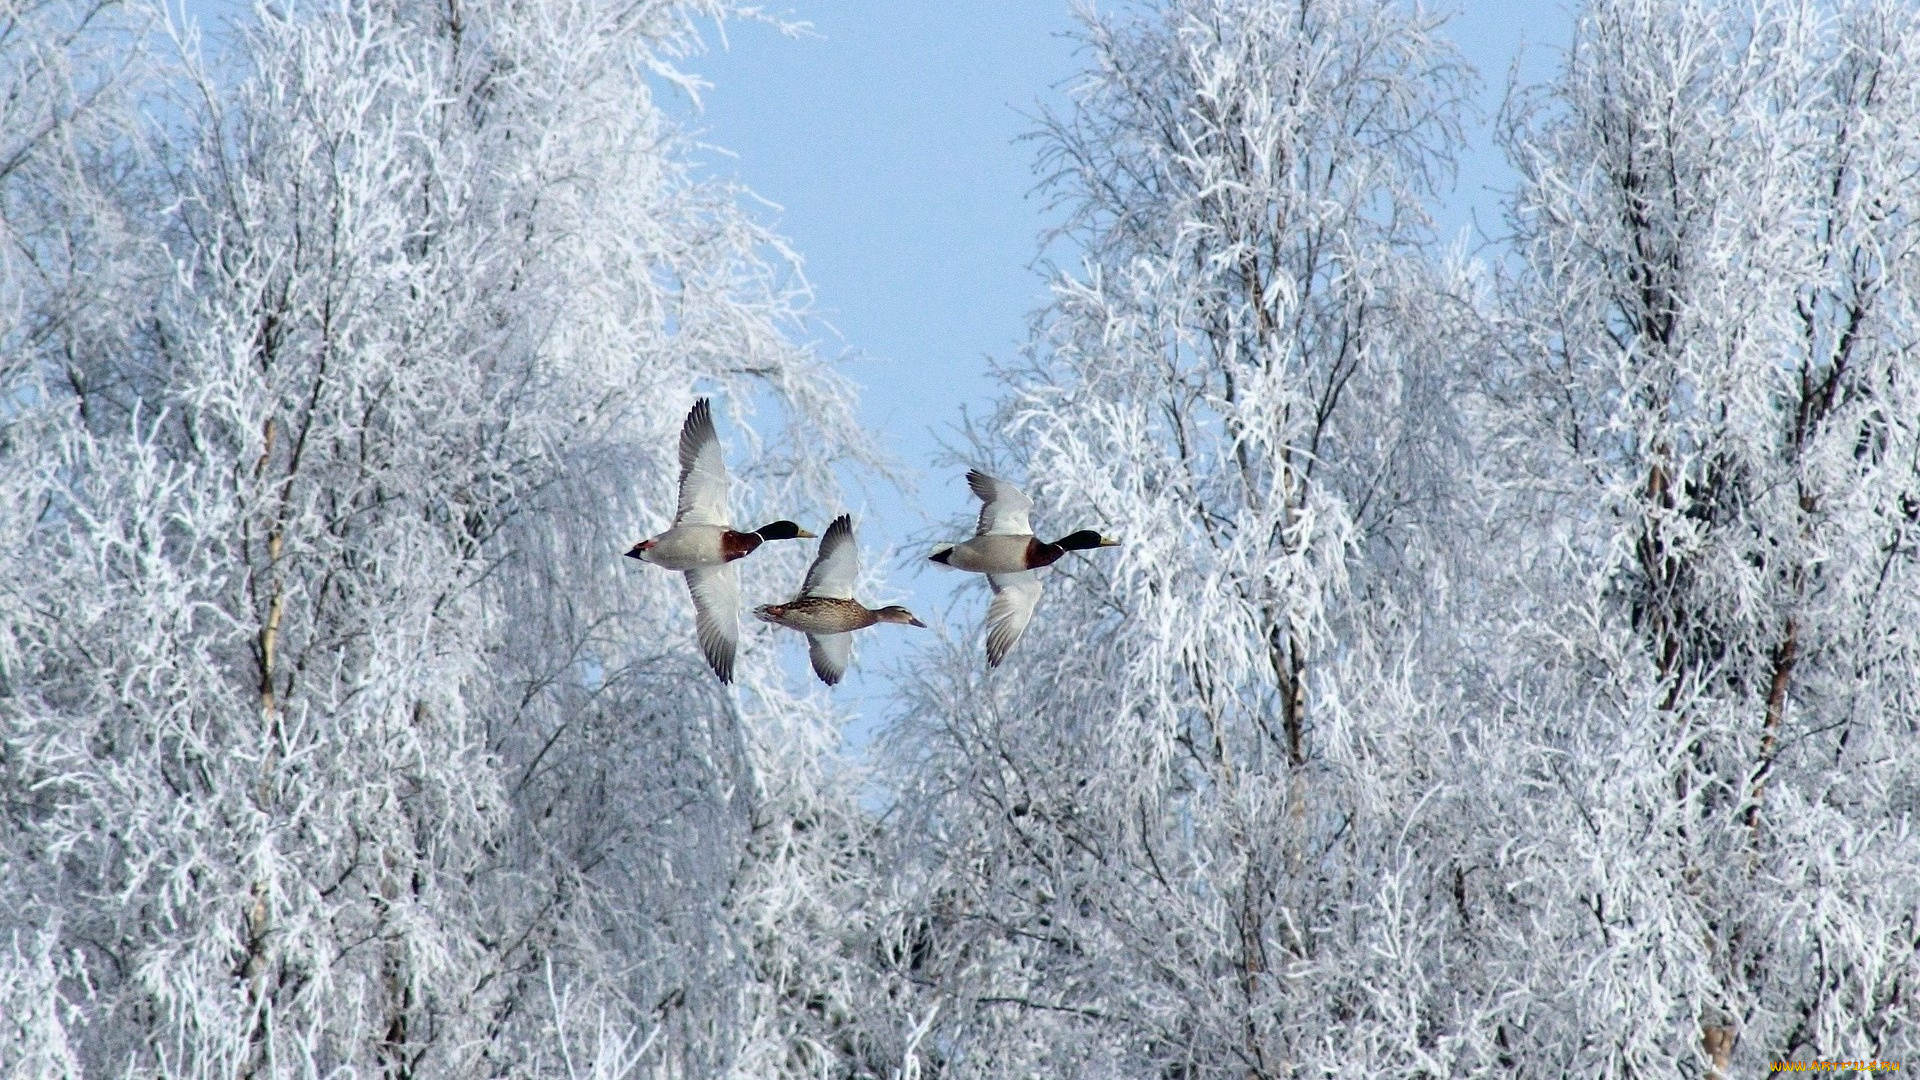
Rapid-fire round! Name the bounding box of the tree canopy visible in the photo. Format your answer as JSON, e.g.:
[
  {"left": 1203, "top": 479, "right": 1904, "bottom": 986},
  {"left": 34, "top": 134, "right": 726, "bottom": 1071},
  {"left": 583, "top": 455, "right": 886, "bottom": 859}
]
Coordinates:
[{"left": 1, "top": 0, "right": 1914, "bottom": 1076}]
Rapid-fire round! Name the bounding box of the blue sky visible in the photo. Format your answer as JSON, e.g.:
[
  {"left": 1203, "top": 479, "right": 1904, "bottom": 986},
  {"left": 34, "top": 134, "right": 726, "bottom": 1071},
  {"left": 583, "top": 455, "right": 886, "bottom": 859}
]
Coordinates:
[
  {"left": 672, "top": 1, "right": 1574, "bottom": 715},
  {"left": 667, "top": 4, "right": 1088, "bottom": 707}
]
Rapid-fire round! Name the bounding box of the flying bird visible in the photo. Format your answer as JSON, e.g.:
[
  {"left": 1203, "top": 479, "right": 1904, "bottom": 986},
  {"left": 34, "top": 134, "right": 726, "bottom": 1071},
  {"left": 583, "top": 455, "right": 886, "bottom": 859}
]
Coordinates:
[
  {"left": 625, "top": 398, "right": 814, "bottom": 683},
  {"left": 755, "top": 514, "right": 926, "bottom": 686},
  {"left": 930, "top": 469, "right": 1119, "bottom": 667}
]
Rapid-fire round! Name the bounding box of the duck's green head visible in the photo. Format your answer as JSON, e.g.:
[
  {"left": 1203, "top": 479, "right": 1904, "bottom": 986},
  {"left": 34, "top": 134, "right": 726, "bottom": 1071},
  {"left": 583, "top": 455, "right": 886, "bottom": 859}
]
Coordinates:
[
  {"left": 1054, "top": 530, "right": 1121, "bottom": 551},
  {"left": 754, "top": 520, "right": 816, "bottom": 541}
]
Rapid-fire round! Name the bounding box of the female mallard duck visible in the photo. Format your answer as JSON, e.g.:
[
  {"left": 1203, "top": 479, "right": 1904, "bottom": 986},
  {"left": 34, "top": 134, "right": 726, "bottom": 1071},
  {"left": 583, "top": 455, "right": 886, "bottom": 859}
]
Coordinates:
[
  {"left": 625, "top": 398, "right": 814, "bottom": 683},
  {"left": 756, "top": 514, "right": 926, "bottom": 686},
  {"left": 930, "top": 469, "right": 1119, "bottom": 667}
]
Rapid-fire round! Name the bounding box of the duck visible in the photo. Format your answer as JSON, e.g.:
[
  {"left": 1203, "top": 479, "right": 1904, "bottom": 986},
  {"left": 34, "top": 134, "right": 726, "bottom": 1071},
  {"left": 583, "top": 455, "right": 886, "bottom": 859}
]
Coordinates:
[
  {"left": 930, "top": 469, "right": 1119, "bottom": 666},
  {"left": 625, "top": 398, "right": 815, "bottom": 683},
  {"left": 755, "top": 514, "right": 926, "bottom": 686}
]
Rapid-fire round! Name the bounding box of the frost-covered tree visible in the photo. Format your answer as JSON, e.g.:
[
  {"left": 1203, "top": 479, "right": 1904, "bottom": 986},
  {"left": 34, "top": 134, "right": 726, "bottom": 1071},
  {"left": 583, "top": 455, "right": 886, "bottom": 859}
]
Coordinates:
[
  {"left": 0, "top": 0, "right": 158, "bottom": 1064},
  {"left": 1466, "top": 0, "right": 1920, "bottom": 1073},
  {"left": 0, "top": 0, "right": 883, "bottom": 1075},
  {"left": 883, "top": 0, "right": 1481, "bottom": 1074}
]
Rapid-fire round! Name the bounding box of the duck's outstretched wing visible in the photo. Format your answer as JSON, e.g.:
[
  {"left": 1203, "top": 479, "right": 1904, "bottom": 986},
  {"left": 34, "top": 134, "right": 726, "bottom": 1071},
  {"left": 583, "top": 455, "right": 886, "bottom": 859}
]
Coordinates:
[
  {"left": 684, "top": 563, "right": 739, "bottom": 682},
  {"left": 968, "top": 469, "right": 1033, "bottom": 537},
  {"left": 807, "top": 632, "right": 852, "bottom": 686},
  {"left": 984, "top": 570, "right": 1044, "bottom": 667},
  {"left": 676, "top": 399, "right": 730, "bottom": 527},
  {"left": 801, "top": 514, "right": 858, "bottom": 600}
]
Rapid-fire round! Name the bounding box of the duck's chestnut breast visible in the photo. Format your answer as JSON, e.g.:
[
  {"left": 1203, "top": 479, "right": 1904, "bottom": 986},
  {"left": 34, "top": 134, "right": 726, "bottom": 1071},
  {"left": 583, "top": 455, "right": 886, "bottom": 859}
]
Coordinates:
[{"left": 722, "top": 530, "right": 765, "bottom": 561}]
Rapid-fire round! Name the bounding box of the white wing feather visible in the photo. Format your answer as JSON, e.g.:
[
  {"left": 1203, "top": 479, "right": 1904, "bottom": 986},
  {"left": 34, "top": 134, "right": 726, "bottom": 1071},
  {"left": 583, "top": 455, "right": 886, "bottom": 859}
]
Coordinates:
[
  {"left": 807, "top": 633, "right": 852, "bottom": 686},
  {"left": 676, "top": 399, "right": 731, "bottom": 527},
  {"left": 684, "top": 563, "right": 739, "bottom": 682},
  {"left": 984, "top": 570, "right": 1044, "bottom": 667},
  {"left": 968, "top": 469, "right": 1034, "bottom": 537},
  {"left": 801, "top": 515, "right": 858, "bottom": 600}
]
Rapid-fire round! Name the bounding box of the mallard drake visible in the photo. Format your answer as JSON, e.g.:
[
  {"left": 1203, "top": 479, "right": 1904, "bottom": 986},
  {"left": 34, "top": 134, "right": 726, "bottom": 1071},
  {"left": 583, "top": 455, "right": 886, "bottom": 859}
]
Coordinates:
[
  {"left": 624, "top": 398, "right": 815, "bottom": 683},
  {"left": 930, "top": 469, "right": 1119, "bottom": 666},
  {"left": 755, "top": 514, "right": 925, "bottom": 686}
]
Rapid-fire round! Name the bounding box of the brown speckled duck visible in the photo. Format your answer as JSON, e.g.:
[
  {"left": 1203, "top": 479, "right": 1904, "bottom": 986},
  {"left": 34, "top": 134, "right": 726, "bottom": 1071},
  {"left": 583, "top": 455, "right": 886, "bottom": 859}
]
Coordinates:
[
  {"left": 625, "top": 398, "right": 814, "bottom": 683},
  {"left": 755, "top": 514, "right": 925, "bottom": 686},
  {"left": 930, "top": 469, "right": 1119, "bottom": 667}
]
